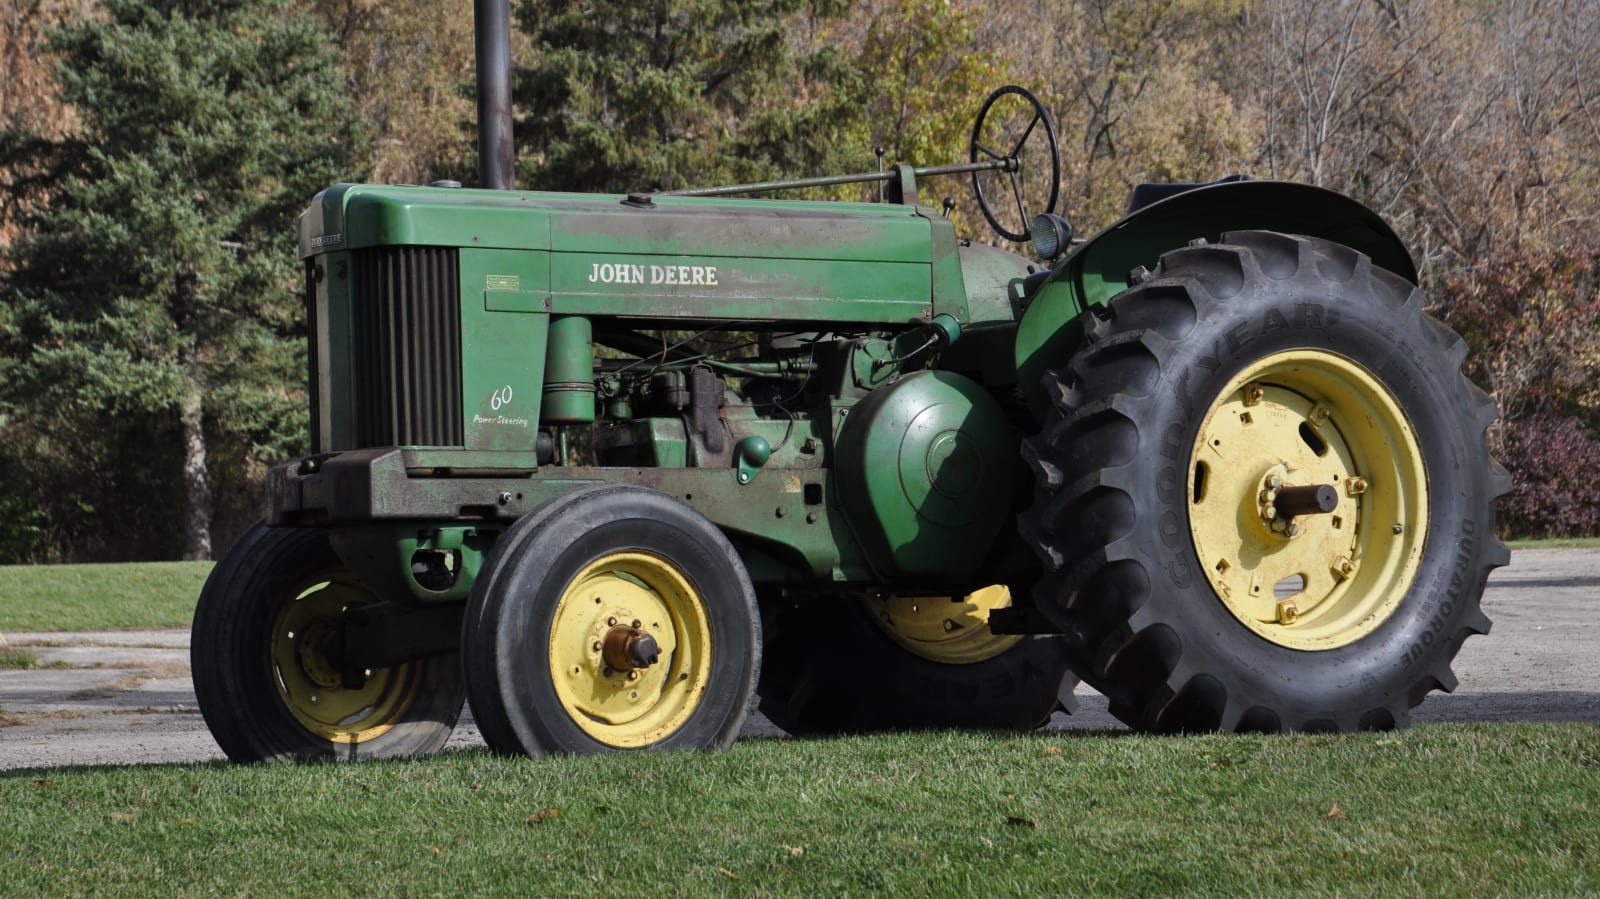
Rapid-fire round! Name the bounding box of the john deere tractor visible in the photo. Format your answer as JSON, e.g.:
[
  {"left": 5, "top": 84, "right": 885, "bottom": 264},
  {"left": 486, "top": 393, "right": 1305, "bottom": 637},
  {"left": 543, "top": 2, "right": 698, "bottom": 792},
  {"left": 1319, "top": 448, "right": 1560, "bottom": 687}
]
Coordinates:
[{"left": 190, "top": 10, "right": 1506, "bottom": 761}]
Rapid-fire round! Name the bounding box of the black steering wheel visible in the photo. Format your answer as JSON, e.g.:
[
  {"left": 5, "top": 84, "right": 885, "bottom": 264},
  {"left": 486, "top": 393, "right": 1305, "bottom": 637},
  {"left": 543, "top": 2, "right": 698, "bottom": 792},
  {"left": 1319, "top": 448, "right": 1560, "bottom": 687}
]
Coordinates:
[{"left": 969, "top": 85, "right": 1061, "bottom": 243}]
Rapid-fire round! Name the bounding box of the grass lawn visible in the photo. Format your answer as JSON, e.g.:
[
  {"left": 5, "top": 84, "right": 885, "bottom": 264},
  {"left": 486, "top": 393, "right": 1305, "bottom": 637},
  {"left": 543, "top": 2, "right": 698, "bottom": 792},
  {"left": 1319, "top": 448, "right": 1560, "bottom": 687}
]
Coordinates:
[
  {"left": 1506, "top": 536, "right": 1600, "bottom": 550},
  {"left": 0, "top": 561, "right": 211, "bottom": 632},
  {"left": 1, "top": 725, "right": 1597, "bottom": 895},
  {"left": 0, "top": 554, "right": 1596, "bottom": 893},
  {"left": 0, "top": 541, "right": 1590, "bottom": 634}
]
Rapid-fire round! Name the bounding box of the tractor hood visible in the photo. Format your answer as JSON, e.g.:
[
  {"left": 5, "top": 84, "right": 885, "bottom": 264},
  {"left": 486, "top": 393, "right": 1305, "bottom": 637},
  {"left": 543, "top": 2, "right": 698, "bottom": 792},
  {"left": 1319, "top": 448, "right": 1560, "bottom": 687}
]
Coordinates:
[{"left": 298, "top": 183, "right": 957, "bottom": 325}]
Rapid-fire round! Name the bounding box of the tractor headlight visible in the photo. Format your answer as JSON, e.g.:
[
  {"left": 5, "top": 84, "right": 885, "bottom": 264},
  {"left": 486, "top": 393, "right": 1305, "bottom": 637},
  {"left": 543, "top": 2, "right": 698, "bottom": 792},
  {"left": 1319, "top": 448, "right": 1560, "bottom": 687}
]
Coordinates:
[{"left": 1030, "top": 213, "right": 1074, "bottom": 261}]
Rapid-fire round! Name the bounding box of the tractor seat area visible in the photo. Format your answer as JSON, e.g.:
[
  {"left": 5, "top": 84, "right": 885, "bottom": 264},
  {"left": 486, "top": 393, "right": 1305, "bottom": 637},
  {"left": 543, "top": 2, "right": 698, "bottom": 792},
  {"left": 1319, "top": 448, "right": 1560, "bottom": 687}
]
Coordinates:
[{"left": 1127, "top": 174, "right": 1250, "bottom": 214}]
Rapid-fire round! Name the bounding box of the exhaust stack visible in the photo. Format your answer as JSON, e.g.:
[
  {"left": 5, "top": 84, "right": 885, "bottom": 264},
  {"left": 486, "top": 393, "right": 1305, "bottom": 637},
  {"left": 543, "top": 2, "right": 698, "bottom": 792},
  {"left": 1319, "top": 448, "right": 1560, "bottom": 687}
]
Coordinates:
[{"left": 474, "top": 0, "right": 514, "bottom": 190}]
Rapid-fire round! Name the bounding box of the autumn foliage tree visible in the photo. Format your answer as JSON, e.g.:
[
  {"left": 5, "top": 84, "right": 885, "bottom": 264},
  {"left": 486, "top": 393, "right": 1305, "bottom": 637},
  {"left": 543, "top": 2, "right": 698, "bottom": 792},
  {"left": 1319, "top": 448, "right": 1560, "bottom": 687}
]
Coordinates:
[
  {"left": 511, "top": 0, "right": 865, "bottom": 194},
  {"left": 0, "top": 0, "right": 362, "bottom": 561},
  {"left": 5, "top": 0, "right": 1600, "bottom": 557}
]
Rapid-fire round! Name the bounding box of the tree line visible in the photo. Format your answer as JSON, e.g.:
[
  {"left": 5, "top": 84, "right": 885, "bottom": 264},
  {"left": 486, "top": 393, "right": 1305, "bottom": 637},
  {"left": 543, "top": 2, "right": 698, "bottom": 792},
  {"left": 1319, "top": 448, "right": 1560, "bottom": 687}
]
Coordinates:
[{"left": 2, "top": 0, "right": 1596, "bottom": 562}]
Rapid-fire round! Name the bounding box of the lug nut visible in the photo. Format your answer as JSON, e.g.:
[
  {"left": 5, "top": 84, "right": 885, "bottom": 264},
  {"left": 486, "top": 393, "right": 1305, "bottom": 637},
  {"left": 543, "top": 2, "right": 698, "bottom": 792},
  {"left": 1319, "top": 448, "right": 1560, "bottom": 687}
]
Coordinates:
[{"left": 1332, "top": 556, "right": 1355, "bottom": 580}]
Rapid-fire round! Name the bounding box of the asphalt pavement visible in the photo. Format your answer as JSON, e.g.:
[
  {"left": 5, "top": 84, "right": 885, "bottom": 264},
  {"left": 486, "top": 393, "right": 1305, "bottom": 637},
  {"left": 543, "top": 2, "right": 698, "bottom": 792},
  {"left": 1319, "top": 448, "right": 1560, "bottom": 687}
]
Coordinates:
[{"left": 1, "top": 548, "right": 1595, "bottom": 770}]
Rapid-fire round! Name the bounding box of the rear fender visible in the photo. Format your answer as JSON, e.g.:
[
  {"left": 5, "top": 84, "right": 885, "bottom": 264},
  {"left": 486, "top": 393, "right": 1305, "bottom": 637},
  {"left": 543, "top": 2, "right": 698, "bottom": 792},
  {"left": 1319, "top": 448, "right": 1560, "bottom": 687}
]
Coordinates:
[{"left": 1013, "top": 180, "right": 1416, "bottom": 422}]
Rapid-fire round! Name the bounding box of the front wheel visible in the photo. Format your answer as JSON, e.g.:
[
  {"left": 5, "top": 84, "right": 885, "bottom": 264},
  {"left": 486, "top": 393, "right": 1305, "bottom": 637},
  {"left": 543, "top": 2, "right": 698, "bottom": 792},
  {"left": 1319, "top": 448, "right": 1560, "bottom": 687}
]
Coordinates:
[
  {"left": 462, "top": 485, "right": 760, "bottom": 756},
  {"left": 191, "top": 522, "right": 465, "bottom": 762},
  {"left": 1021, "top": 231, "right": 1510, "bottom": 732}
]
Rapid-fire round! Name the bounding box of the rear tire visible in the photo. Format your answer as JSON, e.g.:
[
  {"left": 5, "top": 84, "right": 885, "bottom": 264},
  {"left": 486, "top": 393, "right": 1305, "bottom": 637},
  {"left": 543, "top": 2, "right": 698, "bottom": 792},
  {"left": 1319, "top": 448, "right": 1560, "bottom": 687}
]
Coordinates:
[
  {"left": 463, "top": 485, "right": 760, "bottom": 755},
  {"left": 192, "top": 522, "right": 464, "bottom": 762},
  {"left": 1021, "top": 231, "right": 1510, "bottom": 732},
  {"left": 757, "top": 587, "right": 1076, "bottom": 735}
]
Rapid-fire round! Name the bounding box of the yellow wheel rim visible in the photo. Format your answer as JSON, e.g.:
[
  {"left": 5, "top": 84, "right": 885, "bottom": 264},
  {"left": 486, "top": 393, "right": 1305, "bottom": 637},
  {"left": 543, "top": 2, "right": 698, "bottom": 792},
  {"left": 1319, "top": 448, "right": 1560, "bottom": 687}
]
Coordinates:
[
  {"left": 270, "top": 577, "right": 419, "bottom": 744},
  {"left": 547, "top": 552, "right": 712, "bottom": 748},
  {"left": 1187, "top": 350, "right": 1428, "bottom": 650},
  {"left": 865, "top": 585, "right": 1023, "bottom": 664}
]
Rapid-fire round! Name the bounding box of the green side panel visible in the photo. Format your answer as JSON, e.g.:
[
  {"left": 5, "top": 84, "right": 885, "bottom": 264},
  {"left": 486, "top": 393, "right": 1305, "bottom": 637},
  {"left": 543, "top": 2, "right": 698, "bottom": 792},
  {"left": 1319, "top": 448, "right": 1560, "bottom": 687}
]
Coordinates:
[
  {"left": 956, "top": 242, "right": 1032, "bottom": 325},
  {"left": 925, "top": 214, "right": 971, "bottom": 323},
  {"left": 460, "top": 248, "right": 551, "bottom": 451},
  {"left": 549, "top": 197, "right": 934, "bottom": 262},
  {"left": 548, "top": 254, "right": 930, "bottom": 323},
  {"left": 1014, "top": 180, "right": 1418, "bottom": 421},
  {"left": 832, "top": 370, "right": 1018, "bottom": 580},
  {"left": 546, "top": 200, "right": 933, "bottom": 323}
]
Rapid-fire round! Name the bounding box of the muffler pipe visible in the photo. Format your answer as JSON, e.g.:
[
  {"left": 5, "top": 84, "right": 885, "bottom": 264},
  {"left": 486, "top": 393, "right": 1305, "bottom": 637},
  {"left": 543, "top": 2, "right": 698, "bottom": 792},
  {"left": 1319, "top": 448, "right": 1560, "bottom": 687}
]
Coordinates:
[{"left": 474, "top": 0, "right": 514, "bottom": 190}]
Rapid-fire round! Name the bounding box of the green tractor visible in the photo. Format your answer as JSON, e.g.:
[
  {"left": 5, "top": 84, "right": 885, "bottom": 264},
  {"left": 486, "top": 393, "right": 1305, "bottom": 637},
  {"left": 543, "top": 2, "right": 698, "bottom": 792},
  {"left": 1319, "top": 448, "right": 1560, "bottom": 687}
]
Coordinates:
[{"left": 191, "top": 14, "right": 1507, "bottom": 761}]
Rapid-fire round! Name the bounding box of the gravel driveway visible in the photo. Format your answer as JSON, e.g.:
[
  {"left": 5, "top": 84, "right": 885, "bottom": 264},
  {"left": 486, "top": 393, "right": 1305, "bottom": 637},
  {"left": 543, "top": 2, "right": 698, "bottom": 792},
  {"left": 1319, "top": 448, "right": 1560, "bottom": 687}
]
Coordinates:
[{"left": 2, "top": 548, "right": 1595, "bottom": 770}]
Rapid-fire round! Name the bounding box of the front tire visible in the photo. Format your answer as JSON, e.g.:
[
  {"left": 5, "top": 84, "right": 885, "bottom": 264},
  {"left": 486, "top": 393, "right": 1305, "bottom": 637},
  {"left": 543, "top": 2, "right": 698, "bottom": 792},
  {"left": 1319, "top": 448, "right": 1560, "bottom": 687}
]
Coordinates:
[
  {"left": 1021, "top": 231, "right": 1510, "bottom": 732},
  {"left": 191, "top": 522, "right": 465, "bottom": 762},
  {"left": 463, "top": 485, "right": 760, "bottom": 756}
]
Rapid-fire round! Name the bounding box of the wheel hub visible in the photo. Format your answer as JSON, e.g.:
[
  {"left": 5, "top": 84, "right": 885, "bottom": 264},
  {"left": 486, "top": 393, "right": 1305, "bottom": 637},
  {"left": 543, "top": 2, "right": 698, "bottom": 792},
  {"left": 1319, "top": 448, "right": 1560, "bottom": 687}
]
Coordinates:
[
  {"left": 1255, "top": 469, "right": 1340, "bottom": 539},
  {"left": 865, "top": 585, "right": 1023, "bottom": 665},
  {"left": 292, "top": 620, "right": 345, "bottom": 689},
  {"left": 270, "top": 578, "right": 418, "bottom": 744},
  {"left": 601, "top": 623, "right": 661, "bottom": 673},
  {"left": 547, "top": 552, "right": 711, "bottom": 747},
  {"left": 1187, "top": 351, "right": 1428, "bottom": 650}
]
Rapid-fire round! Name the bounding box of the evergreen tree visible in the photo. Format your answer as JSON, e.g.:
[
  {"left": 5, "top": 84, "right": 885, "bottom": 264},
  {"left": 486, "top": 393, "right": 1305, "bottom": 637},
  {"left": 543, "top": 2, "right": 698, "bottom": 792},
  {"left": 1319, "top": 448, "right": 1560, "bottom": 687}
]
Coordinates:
[
  {"left": 513, "top": 0, "right": 865, "bottom": 193},
  {"left": 0, "top": 0, "right": 362, "bottom": 561}
]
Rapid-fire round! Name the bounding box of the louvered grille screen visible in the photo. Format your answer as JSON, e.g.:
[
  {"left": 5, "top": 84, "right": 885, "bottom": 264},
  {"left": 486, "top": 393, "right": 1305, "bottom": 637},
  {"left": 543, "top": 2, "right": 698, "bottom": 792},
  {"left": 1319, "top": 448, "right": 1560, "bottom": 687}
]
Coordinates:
[
  {"left": 304, "top": 260, "right": 322, "bottom": 450},
  {"left": 350, "top": 247, "right": 464, "bottom": 447}
]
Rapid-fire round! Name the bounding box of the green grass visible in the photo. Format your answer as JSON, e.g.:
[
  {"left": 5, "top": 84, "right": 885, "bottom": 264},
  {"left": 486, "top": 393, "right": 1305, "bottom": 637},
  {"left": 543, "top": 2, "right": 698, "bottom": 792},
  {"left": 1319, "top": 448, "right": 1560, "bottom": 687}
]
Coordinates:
[
  {"left": 0, "top": 561, "right": 211, "bottom": 631},
  {"left": 0, "top": 539, "right": 1593, "bottom": 634},
  {"left": 1506, "top": 536, "right": 1600, "bottom": 550},
  {"left": 1, "top": 725, "right": 1597, "bottom": 896},
  {"left": 0, "top": 648, "right": 39, "bottom": 669}
]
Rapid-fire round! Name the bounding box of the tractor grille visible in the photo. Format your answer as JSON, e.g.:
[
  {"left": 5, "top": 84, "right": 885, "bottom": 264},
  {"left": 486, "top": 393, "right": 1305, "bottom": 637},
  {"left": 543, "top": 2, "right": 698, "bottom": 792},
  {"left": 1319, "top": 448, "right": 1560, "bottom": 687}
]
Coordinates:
[
  {"left": 304, "top": 260, "right": 323, "bottom": 450},
  {"left": 350, "top": 247, "right": 464, "bottom": 447}
]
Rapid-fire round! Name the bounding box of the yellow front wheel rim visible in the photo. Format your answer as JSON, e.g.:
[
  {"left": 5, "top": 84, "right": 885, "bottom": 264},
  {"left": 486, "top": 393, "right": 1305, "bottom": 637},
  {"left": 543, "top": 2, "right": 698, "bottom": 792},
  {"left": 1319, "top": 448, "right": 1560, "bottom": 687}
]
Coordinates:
[
  {"left": 865, "top": 585, "right": 1023, "bottom": 664},
  {"left": 548, "top": 552, "right": 713, "bottom": 748},
  {"left": 270, "top": 577, "right": 419, "bottom": 744},
  {"left": 1188, "top": 350, "right": 1429, "bottom": 650}
]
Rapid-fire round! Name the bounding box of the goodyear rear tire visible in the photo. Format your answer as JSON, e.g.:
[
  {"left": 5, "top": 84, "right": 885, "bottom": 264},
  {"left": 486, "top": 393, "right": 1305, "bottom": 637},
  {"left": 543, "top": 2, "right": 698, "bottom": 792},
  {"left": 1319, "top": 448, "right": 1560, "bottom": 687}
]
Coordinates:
[
  {"left": 1021, "top": 231, "right": 1510, "bottom": 732},
  {"left": 463, "top": 485, "right": 760, "bottom": 755},
  {"left": 192, "top": 522, "right": 464, "bottom": 762},
  {"left": 756, "top": 588, "right": 1076, "bottom": 735}
]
